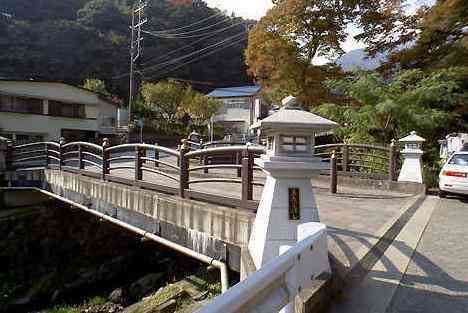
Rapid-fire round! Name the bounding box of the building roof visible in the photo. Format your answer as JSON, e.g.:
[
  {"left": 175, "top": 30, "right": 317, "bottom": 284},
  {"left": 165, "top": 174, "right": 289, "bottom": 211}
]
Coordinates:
[
  {"left": 399, "top": 131, "right": 426, "bottom": 143},
  {"left": 207, "top": 85, "right": 261, "bottom": 98},
  {"left": 0, "top": 79, "right": 118, "bottom": 106},
  {"left": 251, "top": 96, "right": 339, "bottom": 132}
]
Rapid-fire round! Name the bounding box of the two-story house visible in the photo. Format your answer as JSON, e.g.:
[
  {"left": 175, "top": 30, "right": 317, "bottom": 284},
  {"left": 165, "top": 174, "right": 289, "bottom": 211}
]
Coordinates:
[
  {"left": 207, "top": 85, "right": 267, "bottom": 140},
  {"left": 0, "top": 80, "right": 123, "bottom": 144}
]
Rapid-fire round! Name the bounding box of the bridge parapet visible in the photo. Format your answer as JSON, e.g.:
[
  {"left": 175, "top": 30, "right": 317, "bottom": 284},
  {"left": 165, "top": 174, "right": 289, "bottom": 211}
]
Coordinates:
[{"left": 197, "top": 223, "right": 330, "bottom": 313}]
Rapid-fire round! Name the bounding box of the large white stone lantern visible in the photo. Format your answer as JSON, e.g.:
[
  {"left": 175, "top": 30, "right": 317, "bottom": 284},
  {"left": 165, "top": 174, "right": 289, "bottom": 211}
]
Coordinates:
[
  {"left": 398, "top": 131, "right": 426, "bottom": 183},
  {"left": 248, "top": 96, "right": 338, "bottom": 269}
]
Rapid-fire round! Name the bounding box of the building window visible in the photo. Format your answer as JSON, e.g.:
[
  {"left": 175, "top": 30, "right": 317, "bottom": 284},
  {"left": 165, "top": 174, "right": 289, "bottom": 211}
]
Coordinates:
[
  {"left": 49, "top": 100, "right": 86, "bottom": 118},
  {"left": 0, "top": 93, "right": 43, "bottom": 114},
  {"left": 224, "top": 98, "right": 249, "bottom": 109}
]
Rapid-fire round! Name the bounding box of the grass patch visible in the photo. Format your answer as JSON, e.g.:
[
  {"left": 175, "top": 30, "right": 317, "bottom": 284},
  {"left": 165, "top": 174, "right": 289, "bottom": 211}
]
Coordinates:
[
  {"left": 42, "top": 306, "right": 80, "bottom": 313},
  {"left": 87, "top": 296, "right": 106, "bottom": 306}
]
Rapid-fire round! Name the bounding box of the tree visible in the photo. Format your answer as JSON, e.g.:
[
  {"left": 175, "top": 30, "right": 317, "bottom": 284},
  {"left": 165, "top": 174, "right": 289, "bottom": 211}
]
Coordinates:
[
  {"left": 82, "top": 78, "right": 110, "bottom": 96},
  {"left": 0, "top": 1, "right": 252, "bottom": 99},
  {"left": 1, "top": 0, "right": 88, "bottom": 21},
  {"left": 245, "top": 0, "right": 417, "bottom": 108},
  {"left": 140, "top": 80, "right": 221, "bottom": 126},
  {"left": 77, "top": 0, "right": 128, "bottom": 32},
  {"left": 385, "top": 0, "right": 468, "bottom": 70},
  {"left": 179, "top": 92, "right": 221, "bottom": 126},
  {"left": 314, "top": 68, "right": 466, "bottom": 144},
  {"left": 140, "top": 81, "right": 190, "bottom": 123}
]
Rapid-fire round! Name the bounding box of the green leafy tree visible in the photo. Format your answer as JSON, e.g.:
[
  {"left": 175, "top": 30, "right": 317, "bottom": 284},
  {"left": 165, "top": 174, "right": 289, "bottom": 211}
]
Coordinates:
[
  {"left": 0, "top": 1, "right": 251, "bottom": 99},
  {"left": 140, "top": 80, "right": 221, "bottom": 126},
  {"left": 315, "top": 68, "right": 467, "bottom": 144},
  {"left": 77, "top": 0, "right": 128, "bottom": 32},
  {"left": 386, "top": 0, "right": 468, "bottom": 70},
  {"left": 82, "top": 78, "right": 110, "bottom": 96},
  {"left": 179, "top": 92, "right": 221, "bottom": 126},
  {"left": 140, "top": 81, "right": 190, "bottom": 123}
]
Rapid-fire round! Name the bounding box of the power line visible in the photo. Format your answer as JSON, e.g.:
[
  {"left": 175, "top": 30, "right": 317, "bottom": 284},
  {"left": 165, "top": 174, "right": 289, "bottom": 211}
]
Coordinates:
[
  {"left": 140, "top": 20, "right": 247, "bottom": 67},
  {"left": 150, "top": 11, "right": 224, "bottom": 34},
  {"left": 139, "top": 32, "right": 247, "bottom": 75},
  {"left": 143, "top": 37, "right": 248, "bottom": 81},
  {"left": 146, "top": 16, "right": 232, "bottom": 38},
  {"left": 113, "top": 31, "right": 247, "bottom": 80}
]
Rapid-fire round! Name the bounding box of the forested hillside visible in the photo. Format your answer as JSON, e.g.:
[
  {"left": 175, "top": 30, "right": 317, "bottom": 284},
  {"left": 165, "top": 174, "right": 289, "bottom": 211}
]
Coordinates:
[{"left": 0, "top": 0, "right": 252, "bottom": 98}]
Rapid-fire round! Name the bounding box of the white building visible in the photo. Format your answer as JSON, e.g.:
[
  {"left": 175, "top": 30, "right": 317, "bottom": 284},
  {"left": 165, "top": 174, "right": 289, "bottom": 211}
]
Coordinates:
[
  {"left": 0, "top": 80, "right": 123, "bottom": 144},
  {"left": 439, "top": 133, "right": 468, "bottom": 160},
  {"left": 207, "top": 85, "right": 266, "bottom": 140}
]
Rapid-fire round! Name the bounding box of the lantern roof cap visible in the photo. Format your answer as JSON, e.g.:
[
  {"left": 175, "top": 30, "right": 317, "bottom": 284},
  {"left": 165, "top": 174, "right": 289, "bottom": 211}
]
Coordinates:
[
  {"left": 399, "top": 131, "right": 426, "bottom": 143},
  {"left": 251, "top": 96, "right": 339, "bottom": 131}
]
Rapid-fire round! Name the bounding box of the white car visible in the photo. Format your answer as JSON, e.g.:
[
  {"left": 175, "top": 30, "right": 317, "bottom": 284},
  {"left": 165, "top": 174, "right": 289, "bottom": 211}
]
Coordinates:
[{"left": 439, "top": 151, "right": 468, "bottom": 197}]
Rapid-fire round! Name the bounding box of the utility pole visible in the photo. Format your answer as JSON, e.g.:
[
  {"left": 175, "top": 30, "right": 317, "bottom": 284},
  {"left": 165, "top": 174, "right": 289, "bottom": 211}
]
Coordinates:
[{"left": 129, "top": 0, "right": 148, "bottom": 142}]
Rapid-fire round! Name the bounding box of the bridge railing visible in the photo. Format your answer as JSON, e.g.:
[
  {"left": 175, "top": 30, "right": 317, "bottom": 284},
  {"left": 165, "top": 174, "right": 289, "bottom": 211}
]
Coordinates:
[
  {"left": 10, "top": 141, "right": 60, "bottom": 169},
  {"left": 184, "top": 144, "right": 265, "bottom": 210},
  {"left": 197, "top": 223, "right": 330, "bottom": 313},
  {"left": 4, "top": 137, "right": 398, "bottom": 210},
  {"left": 315, "top": 142, "right": 398, "bottom": 181}
]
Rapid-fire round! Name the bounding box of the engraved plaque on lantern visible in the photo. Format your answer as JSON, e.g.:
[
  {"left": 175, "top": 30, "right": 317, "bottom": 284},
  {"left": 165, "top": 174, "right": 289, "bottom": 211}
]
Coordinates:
[{"left": 288, "top": 188, "right": 300, "bottom": 220}]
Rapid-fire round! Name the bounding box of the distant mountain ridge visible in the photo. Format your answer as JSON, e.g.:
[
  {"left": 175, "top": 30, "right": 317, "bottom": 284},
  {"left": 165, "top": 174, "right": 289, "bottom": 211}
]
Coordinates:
[{"left": 336, "top": 49, "right": 387, "bottom": 71}]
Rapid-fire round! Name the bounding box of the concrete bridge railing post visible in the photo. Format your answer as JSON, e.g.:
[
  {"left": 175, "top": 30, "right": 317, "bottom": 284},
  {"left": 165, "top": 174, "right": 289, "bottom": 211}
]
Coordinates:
[
  {"left": 102, "top": 138, "right": 110, "bottom": 180},
  {"left": 44, "top": 142, "right": 49, "bottom": 169},
  {"left": 0, "top": 137, "right": 11, "bottom": 174},
  {"left": 135, "top": 145, "right": 144, "bottom": 181},
  {"left": 203, "top": 147, "right": 209, "bottom": 174},
  {"left": 78, "top": 143, "right": 84, "bottom": 170},
  {"left": 241, "top": 149, "right": 253, "bottom": 207},
  {"left": 59, "top": 137, "right": 66, "bottom": 170},
  {"left": 153, "top": 142, "right": 159, "bottom": 168},
  {"left": 179, "top": 139, "right": 190, "bottom": 198},
  {"left": 341, "top": 144, "right": 349, "bottom": 172},
  {"left": 236, "top": 151, "right": 242, "bottom": 178},
  {"left": 330, "top": 150, "right": 337, "bottom": 194}
]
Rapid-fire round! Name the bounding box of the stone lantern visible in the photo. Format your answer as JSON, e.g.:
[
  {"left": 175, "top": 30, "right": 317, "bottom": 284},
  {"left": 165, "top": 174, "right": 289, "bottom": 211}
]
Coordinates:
[
  {"left": 248, "top": 96, "right": 338, "bottom": 269},
  {"left": 398, "top": 131, "right": 426, "bottom": 183}
]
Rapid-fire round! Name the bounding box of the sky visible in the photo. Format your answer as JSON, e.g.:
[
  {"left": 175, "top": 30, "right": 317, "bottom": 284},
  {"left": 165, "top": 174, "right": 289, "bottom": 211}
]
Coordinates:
[{"left": 205, "top": 0, "right": 435, "bottom": 63}]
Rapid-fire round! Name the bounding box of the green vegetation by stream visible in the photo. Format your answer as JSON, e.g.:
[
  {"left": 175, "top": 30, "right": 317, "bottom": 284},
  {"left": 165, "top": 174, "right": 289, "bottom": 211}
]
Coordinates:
[{"left": 0, "top": 195, "right": 225, "bottom": 313}]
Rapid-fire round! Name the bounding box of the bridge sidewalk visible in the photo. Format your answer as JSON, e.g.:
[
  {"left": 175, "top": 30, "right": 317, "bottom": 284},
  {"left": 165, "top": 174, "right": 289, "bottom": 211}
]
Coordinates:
[{"left": 324, "top": 196, "right": 468, "bottom": 313}]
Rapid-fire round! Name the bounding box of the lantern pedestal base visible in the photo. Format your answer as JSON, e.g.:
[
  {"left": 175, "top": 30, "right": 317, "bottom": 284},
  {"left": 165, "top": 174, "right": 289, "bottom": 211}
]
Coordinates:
[
  {"left": 398, "top": 150, "right": 424, "bottom": 183},
  {"left": 248, "top": 157, "right": 321, "bottom": 269}
]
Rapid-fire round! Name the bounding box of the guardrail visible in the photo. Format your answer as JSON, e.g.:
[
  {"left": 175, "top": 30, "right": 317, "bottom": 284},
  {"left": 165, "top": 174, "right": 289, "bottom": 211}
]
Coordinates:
[{"left": 196, "top": 223, "right": 330, "bottom": 313}]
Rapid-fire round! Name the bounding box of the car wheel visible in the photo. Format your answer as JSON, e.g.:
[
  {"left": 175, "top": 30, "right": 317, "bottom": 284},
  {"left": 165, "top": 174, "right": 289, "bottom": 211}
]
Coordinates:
[{"left": 439, "top": 190, "right": 447, "bottom": 198}]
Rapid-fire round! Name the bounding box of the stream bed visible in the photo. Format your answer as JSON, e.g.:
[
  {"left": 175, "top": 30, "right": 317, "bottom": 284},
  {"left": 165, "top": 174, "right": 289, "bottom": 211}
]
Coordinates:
[{"left": 0, "top": 194, "right": 225, "bottom": 313}]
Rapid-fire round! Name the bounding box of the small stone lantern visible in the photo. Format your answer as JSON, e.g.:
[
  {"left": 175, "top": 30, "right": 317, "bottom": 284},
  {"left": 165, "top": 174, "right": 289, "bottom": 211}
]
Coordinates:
[
  {"left": 247, "top": 96, "right": 338, "bottom": 269},
  {"left": 398, "top": 131, "right": 426, "bottom": 183}
]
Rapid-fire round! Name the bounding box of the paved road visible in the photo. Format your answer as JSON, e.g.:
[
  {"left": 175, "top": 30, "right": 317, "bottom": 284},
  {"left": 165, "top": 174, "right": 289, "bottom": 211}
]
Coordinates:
[{"left": 387, "top": 195, "right": 468, "bottom": 313}]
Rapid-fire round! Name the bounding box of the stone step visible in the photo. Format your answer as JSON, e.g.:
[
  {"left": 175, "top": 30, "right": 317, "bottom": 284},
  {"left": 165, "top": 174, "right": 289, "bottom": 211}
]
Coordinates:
[{"left": 326, "top": 196, "right": 439, "bottom": 313}]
